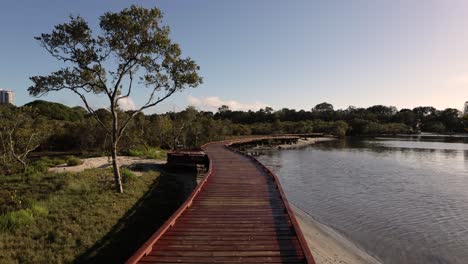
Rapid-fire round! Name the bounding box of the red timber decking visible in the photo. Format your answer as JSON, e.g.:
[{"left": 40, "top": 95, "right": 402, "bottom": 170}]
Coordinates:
[{"left": 127, "top": 139, "right": 315, "bottom": 264}]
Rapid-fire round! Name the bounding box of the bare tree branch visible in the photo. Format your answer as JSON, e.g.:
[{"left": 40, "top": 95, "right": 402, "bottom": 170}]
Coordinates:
[
  {"left": 117, "top": 86, "right": 177, "bottom": 140},
  {"left": 116, "top": 69, "right": 134, "bottom": 104},
  {"left": 112, "top": 59, "right": 139, "bottom": 101},
  {"left": 70, "top": 89, "right": 111, "bottom": 134}
]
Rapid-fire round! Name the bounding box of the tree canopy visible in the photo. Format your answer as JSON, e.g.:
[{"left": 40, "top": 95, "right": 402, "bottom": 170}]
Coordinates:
[
  {"left": 24, "top": 100, "right": 85, "bottom": 121},
  {"left": 28, "top": 5, "right": 202, "bottom": 193}
]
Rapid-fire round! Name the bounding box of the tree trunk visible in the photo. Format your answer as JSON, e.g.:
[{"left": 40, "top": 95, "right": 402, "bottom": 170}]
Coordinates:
[
  {"left": 111, "top": 143, "right": 123, "bottom": 193},
  {"left": 20, "top": 160, "right": 27, "bottom": 173},
  {"left": 111, "top": 107, "right": 123, "bottom": 193},
  {"left": 11, "top": 151, "right": 27, "bottom": 173}
]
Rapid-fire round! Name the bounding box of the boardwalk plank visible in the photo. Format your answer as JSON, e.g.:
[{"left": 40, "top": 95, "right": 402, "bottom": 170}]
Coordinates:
[{"left": 129, "top": 141, "right": 313, "bottom": 264}]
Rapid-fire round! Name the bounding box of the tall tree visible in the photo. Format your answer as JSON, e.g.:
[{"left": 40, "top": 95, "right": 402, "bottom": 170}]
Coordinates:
[
  {"left": 29, "top": 5, "right": 202, "bottom": 193},
  {"left": 313, "top": 102, "right": 334, "bottom": 112}
]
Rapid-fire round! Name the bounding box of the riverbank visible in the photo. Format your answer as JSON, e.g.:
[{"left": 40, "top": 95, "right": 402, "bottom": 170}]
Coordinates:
[
  {"left": 246, "top": 137, "right": 382, "bottom": 263},
  {"left": 292, "top": 205, "right": 382, "bottom": 264},
  {"left": 247, "top": 136, "right": 336, "bottom": 151},
  {"left": 278, "top": 137, "right": 336, "bottom": 149}
]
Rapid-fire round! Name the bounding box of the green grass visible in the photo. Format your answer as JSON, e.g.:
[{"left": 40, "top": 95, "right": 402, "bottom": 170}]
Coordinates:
[
  {"left": 0, "top": 167, "right": 161, "bottom": 263},
  {"left": 0, "top": 209, "right": 34, "bottom": 232},
  {"left": 127, "top": 146, "right": 167, "bottom": 160},
  {"left": 0, "top": 203, "right": 48, "bottom": 232},
  {"left": 37, "top": 156, "right": 67, "bottom": 167},
  {"left": 121, "top": 167, "right": 137, "bottom": 183}
]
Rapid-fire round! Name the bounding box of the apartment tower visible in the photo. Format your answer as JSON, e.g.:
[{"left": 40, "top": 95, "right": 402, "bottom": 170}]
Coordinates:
[{"left": 0, "top": 89, "right": 15, "bottom": 105}]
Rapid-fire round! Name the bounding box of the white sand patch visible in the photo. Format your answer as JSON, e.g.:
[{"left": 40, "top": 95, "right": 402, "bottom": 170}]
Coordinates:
[
  {"left": 292, "top": 205, "right": 382, "bottom": 264},
  {"left": 48, "top": 156, "right": 165, "bottom": 173}
]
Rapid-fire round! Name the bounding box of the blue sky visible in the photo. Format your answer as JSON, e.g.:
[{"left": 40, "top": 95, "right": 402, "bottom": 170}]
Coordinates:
[{"left": 1, "top": 0, "right": 468, "bottom": 112}]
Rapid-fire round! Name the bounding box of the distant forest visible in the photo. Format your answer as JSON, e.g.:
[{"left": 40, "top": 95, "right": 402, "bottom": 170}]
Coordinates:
[{"left": 1, "top": 100, "right": 467, "bottom": 156}]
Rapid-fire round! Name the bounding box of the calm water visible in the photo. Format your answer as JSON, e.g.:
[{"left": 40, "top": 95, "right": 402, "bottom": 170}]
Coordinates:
[{"left": 254, "top": 136, "right": 468, "bottom": 264}]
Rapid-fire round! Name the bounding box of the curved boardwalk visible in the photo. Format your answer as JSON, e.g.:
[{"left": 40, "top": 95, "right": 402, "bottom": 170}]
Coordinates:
[{"left": 127, "top": 140, "right": 315, "bottom": 263}]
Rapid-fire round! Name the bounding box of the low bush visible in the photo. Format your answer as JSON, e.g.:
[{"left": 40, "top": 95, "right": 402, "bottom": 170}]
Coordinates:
[
  {"left": 31, "top": 204, "right": 49, "bottom": 217},
  {"left": 121, "top": 168, "right": 137, "bottom": 183},
  {"left": 0, "top": 209, "right": 34, "bottom": 232},
  {"left": 24, "top": 163, "right": 48, "bottom": 181},
  {"left": 128, "top": 146, "right": 166, "bottom": 160},
  {"left": 50, "top": 158, "right": 67, "bottom": 166},
  {"left": 28, "top": 160, "right": 49, "bottom": 174},
  {"left": 66, "top": 156, "right": 83, "bottom": 166},
  {"left": 0, "top": 201, "right": 50, "bottom": 232},
  {"left": 31, "top": 157, "right": 67, "bottom": 171}
]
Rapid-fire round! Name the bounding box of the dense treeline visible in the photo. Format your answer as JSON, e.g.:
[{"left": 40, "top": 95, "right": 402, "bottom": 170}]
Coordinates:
[
  {"left": 1, "top": 100, "right": 467, "bottom": 175},
  {"left": 215, "top": 103, "right": 468, "bottom": 135}
]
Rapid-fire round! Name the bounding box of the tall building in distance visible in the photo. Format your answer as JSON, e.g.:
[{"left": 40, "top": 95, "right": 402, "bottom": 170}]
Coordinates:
[
  {"left": 0, "top": 89, "right": 15, "bottom": 105},
  {"left": 464, "top": 101, "right": 468, "bottom": 115}
]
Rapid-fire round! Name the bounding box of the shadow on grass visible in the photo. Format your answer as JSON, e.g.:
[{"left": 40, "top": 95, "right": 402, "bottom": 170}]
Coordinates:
[{"left": 74, "top": 165, "right": 197, "bottom": 264}]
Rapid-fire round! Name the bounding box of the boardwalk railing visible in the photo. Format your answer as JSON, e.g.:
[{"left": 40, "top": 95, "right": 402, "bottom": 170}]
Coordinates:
[
  {"left": 225, "top": 142, "right": 315, "bottom": 263},
  {"left": 126, "top": 142, "right": 216, "bottom": 264}
]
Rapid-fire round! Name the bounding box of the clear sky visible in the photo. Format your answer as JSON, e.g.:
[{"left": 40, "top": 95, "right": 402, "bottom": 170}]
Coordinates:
[{"left": 1, "top": 0, "right": 468, "bottom": 112}]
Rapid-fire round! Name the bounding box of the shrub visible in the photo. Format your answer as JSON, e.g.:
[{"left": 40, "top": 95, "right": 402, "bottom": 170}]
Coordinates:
[
  {"left": 37, "top": 156, "right": 53, "bottom": 166},
  {"left": 33, "top": 157, "right": 66, "bottom": 169},
  {"left": 0, "top": 200, "right": 49, "bottom": 232},
  {"left": 66, "top": 156, "right": 83, "bottom": 166},
  {"left": 50, "top": 158, "right": 67, "bottom": 166},
  {"left": 0, "top": 209, "right": 34, "bottom": 232},
  {"left": 128, "top": 148, "right": 144, "bottom": 157},
  {"left": 146, "top": 148, "right": 167, "bottom": 159},
  {"left": 29, "top": 160, "right": 50, "bottom": 174},
  {"left": 128, "top": 146, "right": 166, "bottom": 160},
  {"left": 31, "top": 204, "right": 48, "bottom": 217},
  {"left": 330, "top": 120, "right": 349, "bottom": 138},
  {"left": 24, "top": 163, "right": 47, "bottom": 181},
  {"left": 121, "top": 168, "right": 137, "bottom": 183}
]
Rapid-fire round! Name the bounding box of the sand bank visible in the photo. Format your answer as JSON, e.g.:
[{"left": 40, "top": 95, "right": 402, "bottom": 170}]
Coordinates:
[
  {"left": 277, "top": 137, "right": 336, "bottom": 149},
  {"left": 292, "top": 205, "right": 382, "bottom": 264},
  {"left": 249, "top": 137, "right": 336, "bottom": 151},
  {"left": 48, "top": 156, "right": 165, "bottom": 173}
]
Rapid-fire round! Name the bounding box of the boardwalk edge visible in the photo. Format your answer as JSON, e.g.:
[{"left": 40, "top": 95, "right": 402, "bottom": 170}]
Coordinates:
[
  {"left": 225, "top": 139, "right": 316, "bottom": 264},
  {"left": 126, "top": 137, "right": 316, "bottom": 264},
  {"left": 125, "top": 141, "right": 217, "bottom": 264}
]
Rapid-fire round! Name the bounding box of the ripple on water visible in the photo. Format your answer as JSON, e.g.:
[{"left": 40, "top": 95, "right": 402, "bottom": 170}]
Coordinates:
[{"left": 256, "top": 138, "right": 468, "bottom": 264}]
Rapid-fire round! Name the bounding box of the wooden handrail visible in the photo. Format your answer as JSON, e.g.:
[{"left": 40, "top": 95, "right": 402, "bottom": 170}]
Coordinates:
[
  {"left": 125, "top": 141, "right": 216, "bottom": 264},
  {"left": 225, "top": 142, "right": 316, "bottom": 264}
]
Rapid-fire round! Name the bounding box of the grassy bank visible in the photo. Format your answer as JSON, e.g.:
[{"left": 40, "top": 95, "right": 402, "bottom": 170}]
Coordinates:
[{"left": 0, "top": 163, "right": 196, "bottom": 263}]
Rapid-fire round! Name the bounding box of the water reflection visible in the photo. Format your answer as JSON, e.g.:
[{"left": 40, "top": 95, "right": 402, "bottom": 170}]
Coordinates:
[{"left": 256, "top": 137, "right": 468, "bottom": 264}]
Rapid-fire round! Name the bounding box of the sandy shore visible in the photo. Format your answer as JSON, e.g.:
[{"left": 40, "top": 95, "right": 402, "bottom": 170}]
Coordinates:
[
  {"left": 48, "top": 156, "right": 166, "bottom": 173},
  {"left": 277, "top": 137, "right": 336, "bottom": 149},
  {"left": 292, "top": 205, "right": 382, "bottom": 264},
  {"left": 269, "top": 137, "right": 381, "bottom": 263}
]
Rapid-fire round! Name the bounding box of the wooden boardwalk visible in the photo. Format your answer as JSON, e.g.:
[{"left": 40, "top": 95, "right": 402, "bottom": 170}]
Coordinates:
[{"left": 127, "top": 140, "right": 315, "bottom": 263}]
